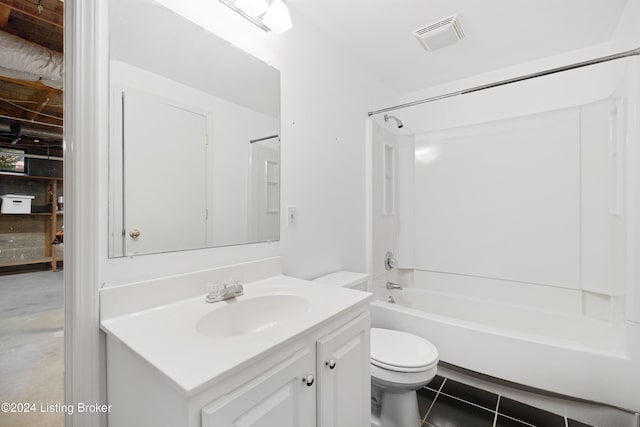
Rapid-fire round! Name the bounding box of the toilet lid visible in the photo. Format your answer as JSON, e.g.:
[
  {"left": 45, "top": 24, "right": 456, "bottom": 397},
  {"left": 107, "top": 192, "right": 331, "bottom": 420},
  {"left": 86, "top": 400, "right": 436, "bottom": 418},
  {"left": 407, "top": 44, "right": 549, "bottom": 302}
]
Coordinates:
[{"left": 370, "top": 328, "right": 438, "bottom": 372}]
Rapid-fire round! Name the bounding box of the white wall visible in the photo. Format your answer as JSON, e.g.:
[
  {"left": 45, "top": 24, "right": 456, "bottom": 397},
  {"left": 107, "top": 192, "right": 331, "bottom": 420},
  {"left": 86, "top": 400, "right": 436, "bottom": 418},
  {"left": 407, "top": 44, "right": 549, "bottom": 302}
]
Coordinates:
[{"left": 99, "top": 0, "right": 395, "bottom": 286}]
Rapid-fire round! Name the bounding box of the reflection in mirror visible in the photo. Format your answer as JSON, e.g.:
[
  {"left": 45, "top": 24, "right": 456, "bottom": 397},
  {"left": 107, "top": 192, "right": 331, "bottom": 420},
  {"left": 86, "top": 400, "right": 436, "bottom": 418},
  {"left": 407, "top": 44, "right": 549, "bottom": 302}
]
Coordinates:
[
  {"left": 108, "top": 0, "right": 281, "bottom": 257},
  {"left": 248, "top": 136, "right": 280, "bottom": 244}
]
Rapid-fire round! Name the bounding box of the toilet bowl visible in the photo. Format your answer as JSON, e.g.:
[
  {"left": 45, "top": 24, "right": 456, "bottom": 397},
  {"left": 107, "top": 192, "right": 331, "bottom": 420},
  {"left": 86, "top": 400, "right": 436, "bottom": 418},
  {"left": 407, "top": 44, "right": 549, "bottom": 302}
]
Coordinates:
[
  {"left": 370, "top": 328, "right": 438, "bottom": 427},
  {"left": 312, "top": 272, "right": 439, "bottom": 427}
]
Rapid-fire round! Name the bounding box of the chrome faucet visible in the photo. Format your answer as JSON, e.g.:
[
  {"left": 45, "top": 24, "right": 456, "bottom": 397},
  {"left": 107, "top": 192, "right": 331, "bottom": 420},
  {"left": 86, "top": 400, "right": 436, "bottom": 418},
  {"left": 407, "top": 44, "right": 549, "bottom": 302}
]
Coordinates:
[
  {"left": 386, "top": 282, "right": 402, "bottom": 290},
  {"left": 206, "top": 280, "right": 244, "bottom": 303}
]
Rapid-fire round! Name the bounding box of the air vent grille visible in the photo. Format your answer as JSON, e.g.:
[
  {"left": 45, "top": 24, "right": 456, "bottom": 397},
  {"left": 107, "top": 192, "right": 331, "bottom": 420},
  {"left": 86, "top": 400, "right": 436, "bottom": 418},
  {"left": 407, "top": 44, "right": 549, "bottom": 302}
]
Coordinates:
[
  {"left": 415, "top": 17, "right": 455, "bottom": 35},
  {"left": 413, "top": 14, "right": 465, "bottom": 52}
]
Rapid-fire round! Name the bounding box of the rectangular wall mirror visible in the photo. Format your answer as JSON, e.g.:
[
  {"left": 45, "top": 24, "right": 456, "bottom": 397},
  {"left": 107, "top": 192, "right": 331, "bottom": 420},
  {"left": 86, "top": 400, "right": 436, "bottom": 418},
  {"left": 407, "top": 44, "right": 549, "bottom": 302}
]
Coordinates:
[{"left": 108, "top": 0, "right": 281, "bottom": 257}]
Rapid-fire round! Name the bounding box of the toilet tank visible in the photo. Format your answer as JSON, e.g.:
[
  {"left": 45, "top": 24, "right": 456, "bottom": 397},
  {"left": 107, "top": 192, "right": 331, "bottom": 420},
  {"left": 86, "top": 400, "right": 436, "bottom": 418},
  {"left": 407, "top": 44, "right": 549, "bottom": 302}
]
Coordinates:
[{"left": 312, "top": 271, "right": 369, "bottom": 291}]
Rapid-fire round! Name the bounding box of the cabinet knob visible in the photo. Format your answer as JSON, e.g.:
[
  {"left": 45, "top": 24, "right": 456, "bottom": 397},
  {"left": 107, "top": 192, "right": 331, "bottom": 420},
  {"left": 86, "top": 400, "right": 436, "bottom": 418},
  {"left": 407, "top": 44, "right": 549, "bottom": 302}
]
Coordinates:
[
  {"left": 129, "top": 229, "right": 141, "bottom": 239},
  {"left": 326, "top": 360, "right": 336, "bottom": 370},
  {"left": 302, "top": 375, "right": 314, "bottom": 387}
]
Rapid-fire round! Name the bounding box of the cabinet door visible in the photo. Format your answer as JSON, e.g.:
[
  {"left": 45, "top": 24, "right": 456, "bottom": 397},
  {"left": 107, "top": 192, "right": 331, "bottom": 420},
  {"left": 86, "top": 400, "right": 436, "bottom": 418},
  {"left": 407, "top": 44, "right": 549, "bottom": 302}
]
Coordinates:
[
  {"left": 202, "top": 348, "right": 316, "bottom": 427},
  {"left": 317, "top": 312, "right": 371, "bottom": 427}
]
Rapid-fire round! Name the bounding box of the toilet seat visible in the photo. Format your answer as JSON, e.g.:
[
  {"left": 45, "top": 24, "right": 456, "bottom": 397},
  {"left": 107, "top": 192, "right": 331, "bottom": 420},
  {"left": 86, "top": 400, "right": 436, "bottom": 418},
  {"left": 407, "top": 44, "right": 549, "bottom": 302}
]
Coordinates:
[
  {"left": 370, "top": 328, "right": 438, "bottom": 373},
  {"left": 372, "top": 358, "right": 437, "bottom": 373}
]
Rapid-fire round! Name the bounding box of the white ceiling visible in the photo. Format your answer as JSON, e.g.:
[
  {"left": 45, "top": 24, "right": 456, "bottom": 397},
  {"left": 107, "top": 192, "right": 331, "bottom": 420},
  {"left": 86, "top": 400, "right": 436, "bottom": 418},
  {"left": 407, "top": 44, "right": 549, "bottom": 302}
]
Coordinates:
[{"left": 288, "top": 0, "right": 630, "bottom": 94}]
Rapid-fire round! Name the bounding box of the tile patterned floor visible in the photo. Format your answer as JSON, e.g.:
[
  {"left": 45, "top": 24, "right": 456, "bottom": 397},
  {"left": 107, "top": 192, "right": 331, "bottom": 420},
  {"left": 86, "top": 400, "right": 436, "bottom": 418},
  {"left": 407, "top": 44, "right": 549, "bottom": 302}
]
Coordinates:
[{"left": 418, "top": 375, "right": 596, "bottom": 427}]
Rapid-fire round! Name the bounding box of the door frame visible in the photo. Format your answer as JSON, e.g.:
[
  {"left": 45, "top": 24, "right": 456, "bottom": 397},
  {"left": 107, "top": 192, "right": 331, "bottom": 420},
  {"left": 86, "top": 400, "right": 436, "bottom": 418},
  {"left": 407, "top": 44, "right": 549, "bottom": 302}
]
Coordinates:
[{"left": 64, "top": 0, "right": 107, "bottom": 425}]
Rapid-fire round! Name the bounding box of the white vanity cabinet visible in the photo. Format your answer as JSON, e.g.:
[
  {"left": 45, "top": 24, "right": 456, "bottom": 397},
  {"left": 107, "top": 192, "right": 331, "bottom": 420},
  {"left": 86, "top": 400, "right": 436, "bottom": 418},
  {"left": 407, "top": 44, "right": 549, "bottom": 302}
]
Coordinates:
[
  {"left": 202, "top": 348, "right": 316, "bottom": 427},
  {"left": 104, "top": 305, "right": 371, "bottom": 427},
  {"left": 200, "top": 311, "right": 370, "bottom": 427},
  {"left": 317, "top": 313, "right": 370, "bottom": 427}
]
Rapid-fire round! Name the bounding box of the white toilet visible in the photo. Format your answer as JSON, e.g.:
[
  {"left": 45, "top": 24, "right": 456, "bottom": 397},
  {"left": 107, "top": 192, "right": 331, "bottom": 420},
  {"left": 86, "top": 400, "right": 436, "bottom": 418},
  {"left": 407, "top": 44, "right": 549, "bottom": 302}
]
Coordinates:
[{"left": 313, "top": 272, "right": 439, "bottom": 427}]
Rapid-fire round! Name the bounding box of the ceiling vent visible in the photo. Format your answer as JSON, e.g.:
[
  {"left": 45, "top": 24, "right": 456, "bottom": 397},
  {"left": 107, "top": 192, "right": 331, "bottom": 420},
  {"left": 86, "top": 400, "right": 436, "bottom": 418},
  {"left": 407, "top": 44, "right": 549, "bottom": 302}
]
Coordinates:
[{"left": 413, "top": 14, "right": 465, "bottom": 52}]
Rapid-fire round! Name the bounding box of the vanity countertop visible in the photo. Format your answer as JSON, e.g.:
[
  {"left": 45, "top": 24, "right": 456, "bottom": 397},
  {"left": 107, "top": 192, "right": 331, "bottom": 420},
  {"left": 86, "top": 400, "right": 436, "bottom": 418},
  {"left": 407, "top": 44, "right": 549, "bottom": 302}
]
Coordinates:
[{"left": 100, "top": 275, "right": 372, "bottom": 396}]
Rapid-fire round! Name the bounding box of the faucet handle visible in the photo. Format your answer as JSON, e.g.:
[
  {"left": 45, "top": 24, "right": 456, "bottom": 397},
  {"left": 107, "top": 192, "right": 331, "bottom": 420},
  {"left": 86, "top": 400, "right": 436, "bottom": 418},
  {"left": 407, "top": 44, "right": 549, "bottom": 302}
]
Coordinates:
[
  {"left": 228, "top": 277, "right": 242, "bottom": 285},
  {"left": 384, "top": 251, "right": 397, "bottom": 271}
]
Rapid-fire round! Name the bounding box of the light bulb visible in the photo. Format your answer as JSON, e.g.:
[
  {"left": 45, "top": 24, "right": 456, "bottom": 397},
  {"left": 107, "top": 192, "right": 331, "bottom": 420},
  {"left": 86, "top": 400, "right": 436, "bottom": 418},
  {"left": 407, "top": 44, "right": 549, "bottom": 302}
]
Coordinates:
[{"left": 262, "top": 0, "right": 292, "bottom": 34}]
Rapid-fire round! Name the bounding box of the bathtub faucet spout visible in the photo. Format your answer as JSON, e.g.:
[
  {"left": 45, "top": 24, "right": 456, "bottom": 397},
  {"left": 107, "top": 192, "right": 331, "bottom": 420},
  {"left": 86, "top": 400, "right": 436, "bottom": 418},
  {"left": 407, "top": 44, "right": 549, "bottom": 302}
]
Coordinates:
[{"left": 386, "top": 282, "right": 402, "bottom": 290}]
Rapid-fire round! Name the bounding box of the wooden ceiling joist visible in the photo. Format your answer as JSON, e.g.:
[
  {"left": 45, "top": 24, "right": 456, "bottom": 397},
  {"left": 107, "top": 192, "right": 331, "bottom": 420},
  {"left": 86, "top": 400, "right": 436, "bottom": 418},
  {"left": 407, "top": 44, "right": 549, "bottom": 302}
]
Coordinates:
[
  {"left": 0, "top": 74, "right": 62, "bottom": 94},
  {"left": 22, "top": 88, "right": 53, "bottom": 120},
  {"left": 9, "top": 0, "right": 62, "bottom": 17},
  {"left": 0, "top": 3, "right": 11, "bottom": 28},
  {"left": 0, "top": 2, "right": 62, "bottom": 29}
]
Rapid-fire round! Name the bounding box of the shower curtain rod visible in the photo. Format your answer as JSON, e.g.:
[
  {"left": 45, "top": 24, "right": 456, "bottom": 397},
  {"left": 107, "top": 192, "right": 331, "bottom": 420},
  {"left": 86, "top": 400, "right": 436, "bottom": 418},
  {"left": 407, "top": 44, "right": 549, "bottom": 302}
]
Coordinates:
[
  {"left": 249, "top": 134, "right": 280, "bottom": 143},
  {"left": 367, "top": 47, "right": 640, "bottom": 117}
]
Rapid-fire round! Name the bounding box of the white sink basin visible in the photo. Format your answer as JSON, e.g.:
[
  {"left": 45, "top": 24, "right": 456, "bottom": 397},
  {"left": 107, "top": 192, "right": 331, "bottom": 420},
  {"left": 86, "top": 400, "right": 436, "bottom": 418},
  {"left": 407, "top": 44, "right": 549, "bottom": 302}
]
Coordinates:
[{"left": 195, "top": 294, "right": 310, "bottom": 337}]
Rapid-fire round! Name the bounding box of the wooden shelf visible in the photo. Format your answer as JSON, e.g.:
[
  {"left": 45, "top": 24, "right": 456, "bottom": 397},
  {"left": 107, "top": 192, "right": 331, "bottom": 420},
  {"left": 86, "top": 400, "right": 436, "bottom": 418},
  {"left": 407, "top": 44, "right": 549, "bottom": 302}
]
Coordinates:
[
  {"left": 0, "top": 173, "right": 63, "bottom": 181},
  {"left": 0, "top": 174, "right": 63, "bottom": 273},
  {"left": 0, "top": 257, "right": 53, "bottom": 268},
  {"left": 0, "top": 212, "right": 63, "bottom": 216}
]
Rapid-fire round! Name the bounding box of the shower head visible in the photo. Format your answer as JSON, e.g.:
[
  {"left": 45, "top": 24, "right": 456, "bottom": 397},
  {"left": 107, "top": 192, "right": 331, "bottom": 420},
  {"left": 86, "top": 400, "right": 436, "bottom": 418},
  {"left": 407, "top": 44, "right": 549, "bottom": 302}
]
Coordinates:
[{"left": 384, "top": 114, "right": 404, "bottom": 129}]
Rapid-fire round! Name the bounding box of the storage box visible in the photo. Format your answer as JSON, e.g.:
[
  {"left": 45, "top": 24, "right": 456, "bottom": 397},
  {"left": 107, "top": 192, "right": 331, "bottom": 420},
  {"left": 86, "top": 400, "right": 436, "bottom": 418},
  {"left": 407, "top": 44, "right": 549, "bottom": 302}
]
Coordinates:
[{"left": 1, "top": 194, "right": 36, "bottom": 214}]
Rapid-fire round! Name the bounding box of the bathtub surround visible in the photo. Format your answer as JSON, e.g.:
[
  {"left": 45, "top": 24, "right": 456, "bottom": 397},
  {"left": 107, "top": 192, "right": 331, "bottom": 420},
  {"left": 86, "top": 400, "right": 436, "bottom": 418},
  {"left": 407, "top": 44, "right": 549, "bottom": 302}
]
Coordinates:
[{"left": 370, "top": 121, "right": 400, "bottom": 285}]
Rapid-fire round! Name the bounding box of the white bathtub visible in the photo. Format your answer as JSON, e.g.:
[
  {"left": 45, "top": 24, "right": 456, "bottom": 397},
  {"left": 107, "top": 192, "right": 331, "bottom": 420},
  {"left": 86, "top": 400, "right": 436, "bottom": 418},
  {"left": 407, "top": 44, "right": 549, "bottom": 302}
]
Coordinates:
[{"left": 369, "top": 287, "right": 639, "bottom": 411}]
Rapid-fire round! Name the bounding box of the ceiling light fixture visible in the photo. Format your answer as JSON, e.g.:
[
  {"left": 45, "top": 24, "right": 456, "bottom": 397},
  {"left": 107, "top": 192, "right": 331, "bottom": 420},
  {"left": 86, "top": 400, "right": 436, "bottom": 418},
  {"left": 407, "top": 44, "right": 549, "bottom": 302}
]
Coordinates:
[
  {"left": 262, "top": 0, "right": 292, "bottom": 34},
  {"left": 218, "top": 0, "right": 293, "bottom": 34}
]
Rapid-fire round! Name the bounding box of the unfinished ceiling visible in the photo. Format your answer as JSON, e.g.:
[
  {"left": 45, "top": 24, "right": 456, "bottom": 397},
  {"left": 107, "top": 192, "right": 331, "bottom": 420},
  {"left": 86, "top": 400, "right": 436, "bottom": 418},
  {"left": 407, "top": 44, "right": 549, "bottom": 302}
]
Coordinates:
[
  {"left": 0, "top": 0, "right": 63, "bottom": 158},
  {"left": 288, "top": 0, "right": 630, "bottom": 94}
]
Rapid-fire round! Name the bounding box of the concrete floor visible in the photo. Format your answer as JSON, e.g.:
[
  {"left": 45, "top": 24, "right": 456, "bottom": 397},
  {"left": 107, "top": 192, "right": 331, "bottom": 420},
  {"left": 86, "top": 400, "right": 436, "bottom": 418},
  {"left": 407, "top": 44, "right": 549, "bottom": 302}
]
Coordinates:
[{"left": 0, "top": 271, "right": 64, "bottom": 427}]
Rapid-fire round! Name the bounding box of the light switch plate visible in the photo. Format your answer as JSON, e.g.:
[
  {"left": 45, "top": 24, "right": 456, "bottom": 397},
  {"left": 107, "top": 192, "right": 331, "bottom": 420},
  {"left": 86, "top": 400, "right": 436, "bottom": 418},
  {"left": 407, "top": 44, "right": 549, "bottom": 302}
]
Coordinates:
[{"left": 287, "top": 205, "right": 297, "bottom": 225}]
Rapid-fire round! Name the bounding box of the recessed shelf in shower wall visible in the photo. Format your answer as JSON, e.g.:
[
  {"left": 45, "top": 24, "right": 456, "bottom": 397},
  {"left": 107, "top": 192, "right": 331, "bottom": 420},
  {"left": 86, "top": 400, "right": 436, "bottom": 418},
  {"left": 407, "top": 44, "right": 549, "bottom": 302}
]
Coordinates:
[{"left": 384, "top": 143, "right": 395, "bottom": 216}]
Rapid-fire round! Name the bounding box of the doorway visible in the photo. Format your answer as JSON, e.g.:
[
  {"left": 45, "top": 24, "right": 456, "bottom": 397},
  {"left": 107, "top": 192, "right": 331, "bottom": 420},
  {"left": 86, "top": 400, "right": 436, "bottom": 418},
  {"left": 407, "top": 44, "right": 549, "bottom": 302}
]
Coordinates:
[{"left": 0, "top": 1, "right": 64, "bottom": 426}]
